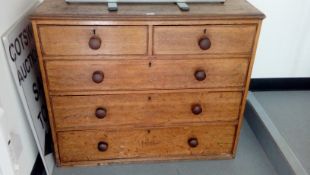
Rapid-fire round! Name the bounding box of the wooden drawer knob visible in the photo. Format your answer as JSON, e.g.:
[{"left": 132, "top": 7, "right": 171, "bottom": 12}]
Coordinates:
[
  {"left": 92, "top": 71, "right": 104, "bottom": 83},
  {"left": 95, "top": 107, "right": 107, "bottom": 119},
  {"left": 194, "top": 70, "right": 207, "bottom": 81},
  {"left": 192, "top": 104, "right": 202, "bottom": 115},
  {"left": 198, "top": 36, "right": 211, "bottom": 50},
  {"left": 98, "top": 141, "right": 108, "bottom": 152},
  {"left": 188, "top": 138, "right": 199, "bottom": 148},
  {"left": 89, "top": 35, "right": 101, "bottom": 50}
]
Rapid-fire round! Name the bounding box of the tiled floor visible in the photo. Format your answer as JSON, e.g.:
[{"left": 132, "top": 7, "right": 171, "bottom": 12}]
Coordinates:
[
  {"left": 253, "top": 91, "right": 310, "bottom": 174},
  {"left": 53, "top": 121, "right": 277, "bottom": 175}
]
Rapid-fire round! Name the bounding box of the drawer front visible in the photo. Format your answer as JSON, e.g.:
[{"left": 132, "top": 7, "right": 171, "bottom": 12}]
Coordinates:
[
  {"left": 52, "top": 91, "right": 242, "bottom": 130},
  {"left": 154, "top": 25, "right": 256, "bottom": 55},
  {"left": 45, "top": 58, "right": 248, "bottom": 91},
  {"left": 58, "top": 125, "right": 236, "bottom": 163},
  {"left": 39, "top": 25, "right": 148, "bottom": 56}
]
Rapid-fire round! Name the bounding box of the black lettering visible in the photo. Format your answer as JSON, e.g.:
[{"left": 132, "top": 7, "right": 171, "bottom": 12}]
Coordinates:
[
  {"left": 37, "top": 104, "right": 48, "bottom": 130},
  {"left": 28, "top": 50, "right": 35, "bottom": 67},
  {"left": 24, "top": 58, "right": 31, "bottom": 72},
  {"left": 18, "top": 32, "right": 24, "bottom": 50},
  {"left": 41, "top": 104, "right": 48, "bottom": 123},
  {"left": 37, "top": 77, "right": 44, "bottom": 98},
  {"left": 20, "top": 65, "right": 27, "bottom": 79},
  {"left": 23, "top": 30, "right": 29, "bottom": 46},
  {"left": 14, "top": 38, "right": 21, "bottom": 56},
  {"left": 33, "top": 83, "right": 39, "bottom": 101},
  {"left": 37, "top": 111, "right": 45, "bottom": 129},
  {"left": 17, "top": 70, "right": 24, "bottom": 85},
  {"left": 9, "top": 43, "right": 16, "bottom": 62},
  {"left": 32, "top": 49, "right": 38, "bottom": 65}
]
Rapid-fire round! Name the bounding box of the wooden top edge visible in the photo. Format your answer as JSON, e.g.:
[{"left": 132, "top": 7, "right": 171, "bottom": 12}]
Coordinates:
[
  {"left": 30, "top": 14, "right": 265, "bottom": 21},
  {"left": 30, "top": 0, "right": 265, "bottom": 20}
]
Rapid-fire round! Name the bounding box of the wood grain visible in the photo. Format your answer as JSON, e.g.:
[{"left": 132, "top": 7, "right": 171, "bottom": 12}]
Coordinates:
[
  {"left": 32, "top": 21, "right": 61, "bottom": 165},
  {"left": 45, "top": 58, "right": 249, "bottom": 92},
  {"left": 33, "top": 19, "right": 263, "bottom": 26},
  {"left": 42, "top": 54, "right": 250, "bottom": 61},
  {"left": 52, "top": 91, "right": 242, "bottom": 130},
  {"left": 48, "top": 87, "right": 244, "bottom": 96},
  {"left": 60, "top": 154, "right": 233, "bottom": 166},
  {"left": 154, "top": 25, "right": 256, "bottom": 55},
  {"left": 57, "top": 124, "right": 236, "bottom": 163},
  {"left": 30, "top": 0, "right": 264, "bottom": 165},
  {"left": 30, "top": 0, "right": 265, "bottom": 20},
  {"left": 39, "top": 25, "right": 148, "bottom": 56},
  {"left": 232, "top": 21, "right": 263, "bottom": 156}
]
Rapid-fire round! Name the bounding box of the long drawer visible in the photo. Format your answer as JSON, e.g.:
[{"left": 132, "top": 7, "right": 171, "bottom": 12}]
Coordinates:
[
  {"left": 45, "top": 58, "right": 249, "bottom": 92},
  {"left": 52, "top": 91, "right": 242, "bottom": 130},
  {"left": 153, "top": 25, "right": 257, "bottom": 55},
  {"left": 39, "top": 25, "right": 148, "bottom": 56},
  {"left": 58, "top": 124, "right": 236, "bottom": 163}
]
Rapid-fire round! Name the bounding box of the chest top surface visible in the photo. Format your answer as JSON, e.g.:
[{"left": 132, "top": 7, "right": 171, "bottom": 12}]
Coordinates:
[{"left": 31, "top": 0, "right": 264, "bottom": 20}]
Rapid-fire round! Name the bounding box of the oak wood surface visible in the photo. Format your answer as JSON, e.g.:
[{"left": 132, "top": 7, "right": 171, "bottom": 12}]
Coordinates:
[
  {"left": 42, "top": 54, "right": 252, "bottom": 61},
  {"left": 31, "top": 0, "right": 264, "bottom": 165},
  {"left": 232, "top": 20, "right": 263, "bottom": 156},
  {"left": 32, "top": 21, "right": 61, "bottom": 165},
  {"left": 154, "top": 25, "right": 256, "bottom": 55},
  {"left": 52, "top": 91, "right": 242, "bottom": 130},
  {"left": 31, "top": 0, "right": 265, "bottom": 20},
  {"left": 57, "top": 124, "right": 236, "bottom": 163},
  {"left": 39, "top": 25, "right": 148, "bottom": 56},
  {"left": 45, "top": 58, "right": 249, "bottom": 92},
  {"left": 48, "top": 88, "right": 244, "bottom": 96},
  {"left": 60, "top": 154, "right": 233, "bottom": 166},
  {"left": 33, "top": 19, "right": 262, "bottom": 26}
]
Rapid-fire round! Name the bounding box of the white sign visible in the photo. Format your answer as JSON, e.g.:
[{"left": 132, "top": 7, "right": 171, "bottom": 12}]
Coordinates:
[{"left": 2, "top": 18, "right": 54, "bottom": 175}]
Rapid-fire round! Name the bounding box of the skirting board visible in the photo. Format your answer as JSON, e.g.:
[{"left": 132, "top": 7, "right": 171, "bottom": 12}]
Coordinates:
[{"left": 250, "top": 78, "right": 310, "bottom": 91}]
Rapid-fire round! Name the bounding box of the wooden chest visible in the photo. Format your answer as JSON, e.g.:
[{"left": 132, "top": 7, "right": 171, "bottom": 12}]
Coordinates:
[{"left": 31, "top": 0, "right": 264, "bottom": 166}]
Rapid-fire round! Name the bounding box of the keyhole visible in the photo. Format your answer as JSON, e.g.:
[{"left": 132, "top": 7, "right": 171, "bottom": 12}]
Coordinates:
[
  {"left": 148, "top": 96, "right": 152, "bottom": 101},
  {"left": 92, "top": 29, "right": 96, "bottom": 35},
  {"left": 203, "top": 29, "right": 207, "bottom": 34},
  {"left": 149, "top": 62, "right": 152, "bottom": 67}
]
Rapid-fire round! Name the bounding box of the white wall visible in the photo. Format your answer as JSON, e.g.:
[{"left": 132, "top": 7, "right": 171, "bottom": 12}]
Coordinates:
[
  {"left": 0, "top": 0, "right": 40, "bottom": 175},
  {"left": 249, "top": 0, "right": 310, "bottom": 78},
  {"left": 0, "top": 103, "right": 15, "bottom": 175}
]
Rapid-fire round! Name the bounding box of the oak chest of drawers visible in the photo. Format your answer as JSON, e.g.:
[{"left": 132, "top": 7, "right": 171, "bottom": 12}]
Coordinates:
[{"left": 31, "top": 0, "right": 264, "bottom": 166}]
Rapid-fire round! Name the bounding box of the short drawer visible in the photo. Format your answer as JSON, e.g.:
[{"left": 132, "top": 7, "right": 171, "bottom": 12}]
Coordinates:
[
  {"left": 45, "top": 58, "right": 248, "bottom": 92},
  {"left": 39, "top": 25, "right": 148, "bottom": 56},
  {"left": 52, "top": 91, "right": 242, "bottom": 130},
  {"left": 153, "top": 25, "right": 256, "bottom": 55},
  {"left": 58, "top": 125, "right": 236, "bottom": 163}
]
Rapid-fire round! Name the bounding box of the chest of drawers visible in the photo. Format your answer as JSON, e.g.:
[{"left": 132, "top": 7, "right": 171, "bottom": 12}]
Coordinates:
[{"left": 31, "top": 0, "right": 264, "bottom": 166}]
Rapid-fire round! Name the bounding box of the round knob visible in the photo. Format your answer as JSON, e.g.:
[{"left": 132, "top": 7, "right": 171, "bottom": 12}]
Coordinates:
[
  {"left": 98, "top": 141, "right": 108, "bottom": 152},
  {"left": 95, "top": 107, "right": 107, "bottom": 119},
  {"left": 192, "top": 104, "right": 202, "bottom": 115},
  {"left": 194, "top": 70, "right": 207, "bottom": 81},
  {"left": 188, "top": 138, "right": 199, "bottom": 148},
  {"left": 198, "top": 36, "right": 211, "bottom": 50},
  {"left": 89, "top": 35, "right": 101, "bottom": 50},
  {"left": 92, "top": 71, "right": 104, "bottom": 83}
]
